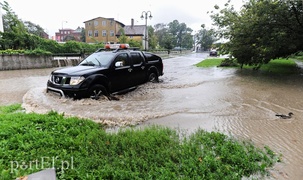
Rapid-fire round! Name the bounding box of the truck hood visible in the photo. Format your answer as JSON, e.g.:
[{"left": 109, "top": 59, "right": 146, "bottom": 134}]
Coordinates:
[{"left": 52, "top": 65, "right": 106, "bottom": 76}]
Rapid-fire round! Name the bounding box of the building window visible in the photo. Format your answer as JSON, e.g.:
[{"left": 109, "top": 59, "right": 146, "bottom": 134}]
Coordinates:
[
  {"left": 94, "top": 30, "right": 99, "bottom": 37},
  {"left": 102, "top": 30, "right": 107, "bottom": 37},
  {"left": 94, "top": 20, "right": 98, "bottom": 26},
  {"left": 88, "top": 22, "right": 91, "bottom": 26},
  {"left": 130, "top": 36, "right": 133, "bottom": 39},
  {"left": 88, "top": 30, "right": 92, "bottom": 37},
  {"left": 102, "top": 20, "right": 106, "bottom": 26},
  {"left": 110, "top": 20, "right": 114, "bottom": 26},
  {"left": 110, "top": 30, "right": 114, "bottom": 37}
]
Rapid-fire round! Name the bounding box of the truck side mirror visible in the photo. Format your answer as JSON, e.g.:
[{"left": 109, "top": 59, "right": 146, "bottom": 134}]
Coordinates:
[{"left": 115, "top": 61, "right": 123, "bottom": 67}]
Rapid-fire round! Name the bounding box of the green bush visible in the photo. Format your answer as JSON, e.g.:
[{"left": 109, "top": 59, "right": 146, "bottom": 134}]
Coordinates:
[{"left": 0, "top": 105, "right": 279, "bottom": 179}]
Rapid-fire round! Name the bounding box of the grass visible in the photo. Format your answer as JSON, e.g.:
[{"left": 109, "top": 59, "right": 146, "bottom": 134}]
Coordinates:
[
  {"left": 0, "top": 104, "right": 280, "bottom": 179},
  {"left": 195, "top": 58, "right": 223, "bottom": 68},
  {"left": 196, "top": 57, "right": 300, "bottom": 74},
  {"left": 258, "top": 59, "right": 298, "bottom": 74}
]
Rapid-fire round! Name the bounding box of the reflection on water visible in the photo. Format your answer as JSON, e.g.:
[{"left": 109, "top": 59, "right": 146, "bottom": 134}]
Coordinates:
[{"left": 1, "top": 53, "right": 303, "bottom": 179}]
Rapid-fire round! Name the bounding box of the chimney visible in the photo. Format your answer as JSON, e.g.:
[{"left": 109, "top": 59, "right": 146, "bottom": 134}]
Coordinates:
[{"left": 131, "top": 18, "right": 134, "bottom": 28}]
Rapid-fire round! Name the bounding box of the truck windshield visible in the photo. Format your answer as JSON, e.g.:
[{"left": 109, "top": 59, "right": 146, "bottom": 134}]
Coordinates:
[{"left": 79, "top": 52, "right": 114, "bottom": 67}]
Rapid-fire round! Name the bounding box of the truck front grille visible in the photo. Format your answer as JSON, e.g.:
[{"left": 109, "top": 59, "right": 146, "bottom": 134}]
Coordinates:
[{"left": 51, "top": 75, "right": 70, "bottom": 85}]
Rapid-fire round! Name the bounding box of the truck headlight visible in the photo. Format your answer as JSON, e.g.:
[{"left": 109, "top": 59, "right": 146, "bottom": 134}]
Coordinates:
[{"left": 70, "top": 76, "right": 85, "bottom": 85}]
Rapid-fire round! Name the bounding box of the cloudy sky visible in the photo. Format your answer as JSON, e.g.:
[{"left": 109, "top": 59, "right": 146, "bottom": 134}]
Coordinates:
[{"left": 2, "top": 0, "right": 244, "bottom": 37}]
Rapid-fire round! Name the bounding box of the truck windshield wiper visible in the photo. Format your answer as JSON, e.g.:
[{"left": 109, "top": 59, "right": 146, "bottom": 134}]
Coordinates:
[
  {"left": 80, "top": 62, "right": 95, "bottom": 66},
  {"left": 95, "top": 58, "right": 102, "bottom": 66}
]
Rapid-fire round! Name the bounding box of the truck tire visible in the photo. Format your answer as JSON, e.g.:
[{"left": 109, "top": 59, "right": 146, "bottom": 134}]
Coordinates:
[
  {"left": 148, "top": 71, "right": 159, "bottom": 83},
  {"left": 88, "top": 84, "right": 108, "bottom": 100}
]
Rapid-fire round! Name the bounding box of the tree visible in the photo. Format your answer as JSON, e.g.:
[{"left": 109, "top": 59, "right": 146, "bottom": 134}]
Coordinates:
[
  {"left": 1, "top": 1, "right": 49, "bottom": 38},
  {"left": 127, "top": 39, "right": 141, "bottom": 48},
  {"left": 0, "top": 1, "right": 49, "bottom": 50},
  {"left": 118, "top": 28, "right": 127, "bottom": 43},
  {"left": 154, "top": 20, "right": 193, "bottom": 50},
  {"left": 0, "top": 1, "right": 26, "bottom": 34},
  {"left": 162, "top": 33, "right": 174, "bottom": 52},
  {"left": 196, "top": 28, "right": 218, "bottom": 51},
  {"left": 154, "top": 23, "right": 169, "bottom": 49},
  {"left": 148, "top": 25, "right": 157, "bottom": 50},
  {"left": 168, "top": 20, "right": 193, "bottom": 49},
  {"left": 182, "top": 33, "right": 194, "bottom": 50},
  {"left": 23, "top": 21, "right": 46, "bottom": 38},
  {"left": 80, "top": 27, "right": 86, "bottom": 42},
  {"left": 62, "top": 41, "right": 82, "bottom": 53},
  {"left": 210, "top": 0, "right": 303, "bottom": 69}
]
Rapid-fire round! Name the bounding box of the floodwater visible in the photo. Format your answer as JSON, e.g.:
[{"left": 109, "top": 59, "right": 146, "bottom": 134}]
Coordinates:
[{"left": 1, "top": 53, "right": 303, "bottom": 179}]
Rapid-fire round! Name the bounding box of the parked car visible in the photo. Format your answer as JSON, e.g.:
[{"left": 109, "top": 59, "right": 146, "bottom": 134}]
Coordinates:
[
  {"left": 209, "top": 50, "right": 218, "bottom": 57},
  {"left": 47, "top": 44, "right": 164, "bottom": 100}
]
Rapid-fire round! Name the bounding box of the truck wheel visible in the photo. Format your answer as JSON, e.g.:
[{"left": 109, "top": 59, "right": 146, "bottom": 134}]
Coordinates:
[
  {"left": 88, "top": 84, "right": 108, "bottom": 100},
  {"left": 148, "top": 72, "right": 159, "bottom": 83}
]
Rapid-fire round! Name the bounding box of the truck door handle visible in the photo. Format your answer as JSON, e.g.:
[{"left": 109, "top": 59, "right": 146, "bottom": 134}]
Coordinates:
[{"left": 128, "top": 68, "right": 132, "bottom": 72}]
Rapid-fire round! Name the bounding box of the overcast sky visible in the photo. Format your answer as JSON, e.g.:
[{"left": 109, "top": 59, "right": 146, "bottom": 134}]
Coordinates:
[{"left": 3, "top": 0, "right": 244, "bottom": 38}]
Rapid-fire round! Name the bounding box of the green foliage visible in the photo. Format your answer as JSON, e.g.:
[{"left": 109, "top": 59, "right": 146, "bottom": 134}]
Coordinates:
[
  {"left": 196, "top": 58, "right": 224, "bottom": 67},
  {"left": 196, "top": 28, "right": 218, "bottom": 51},
  {"left": 0, "top": 104, "right": 22, "bottom": 114},
  {"left": 153, "top": 20, "right": 193, "bottom": 50},
  {"left": 168, "top": 20, "right": 193, "bottom": 49},
  {"left": 162, "top": 33, "right": 175, "bottom": 50},
  {"left": 81, "top": 43, "right": 104, "bottom": 54},
  {"left": 23, "top": 21, "right": 46, "bottom": 38},
  {"left": 148, "top": 25, "right": 157, "bottom": 50},
  {"left": 210, "top": 0, "right": 303, "bottom": 67},
  {"left": 127, "top": 39, "right": 141, "bottom": 49},
  {"left": 24, "top": 48, "right": 52, "bottom": 55},
  {"left": 197, "top": 57, "right": 298, "bottom": 74},
  {"left": 0, "top": 49, "right": 51, "bottom": 55},
  {"left": 0, "top": 1, "right": 27, "bottom": 34},
  {"left": 37, "top": 38, "right": 62, "bottom": 53},
  {"left": 61, "top": 41, "right": 83, "bottom": 53},
  {"left": 0, "top": 105, "right": 279, "bottom": 179},
  {"left": 257, "top": 58, "right": 298, "bottom": 74},
  {"left": 0, "top": 49, "right": 25, "bottom": 55},
  {"left": 118, "top": 28, "right": 128, "bottom": 44}
]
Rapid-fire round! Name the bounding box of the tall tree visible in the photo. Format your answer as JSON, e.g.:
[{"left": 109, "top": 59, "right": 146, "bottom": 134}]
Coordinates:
[
  {"left": 0, "top": 1, "right": 26, "bottom": 34},
  {"left": 210, "top": 0, "right": 303, "bottom": 68},
  {"left": 23, "top": 21, "right": 46, "bottom": 38},
  {"left": 148, "top": 25, "right": 157, "bottom": 49},
  {"left": 167, "top": 20, "right": 193, "bottom": 49},
  {"left": 153, "top": 23, "right": 169, "bottom": 49},
  {"left": 162, "top": 32, "right": 174, "bottom": 51},
  {"left": 80, "top": 27, "right": 86, "bottom": 42},
  {"left": 196, "top": 28, "right": 218, "bottom": 51}
]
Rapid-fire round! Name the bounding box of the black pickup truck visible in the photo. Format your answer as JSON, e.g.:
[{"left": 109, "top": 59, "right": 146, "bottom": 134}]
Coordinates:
[{"left": 47, "top": 44, "right": 164, "bottom": 100}]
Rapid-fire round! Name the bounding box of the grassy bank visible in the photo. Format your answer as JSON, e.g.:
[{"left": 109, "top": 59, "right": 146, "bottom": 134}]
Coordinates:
[
  {"left": 196, "top": 57, "right": 299, "bottom": 74},
  {"left": 0, "top": 104, "right": 279, "bottom": 179}
]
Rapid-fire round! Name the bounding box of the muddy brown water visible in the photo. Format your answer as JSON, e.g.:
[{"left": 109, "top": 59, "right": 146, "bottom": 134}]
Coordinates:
[{"left": 1, "top": 53, "right": 303, "bottom": 179}]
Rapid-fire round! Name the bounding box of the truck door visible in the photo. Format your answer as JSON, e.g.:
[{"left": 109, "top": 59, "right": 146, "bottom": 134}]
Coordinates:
[
  {"left": 110, "top": 53, "right": 132, "bottom": 92},
  {"left": 130, "top": 52, "right": 146, "bottom": 86}
]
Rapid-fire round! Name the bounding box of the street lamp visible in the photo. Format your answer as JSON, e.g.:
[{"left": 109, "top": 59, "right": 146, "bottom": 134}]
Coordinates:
[{"left": 140, "top": 11, "right": 152, "bottom": 51}]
